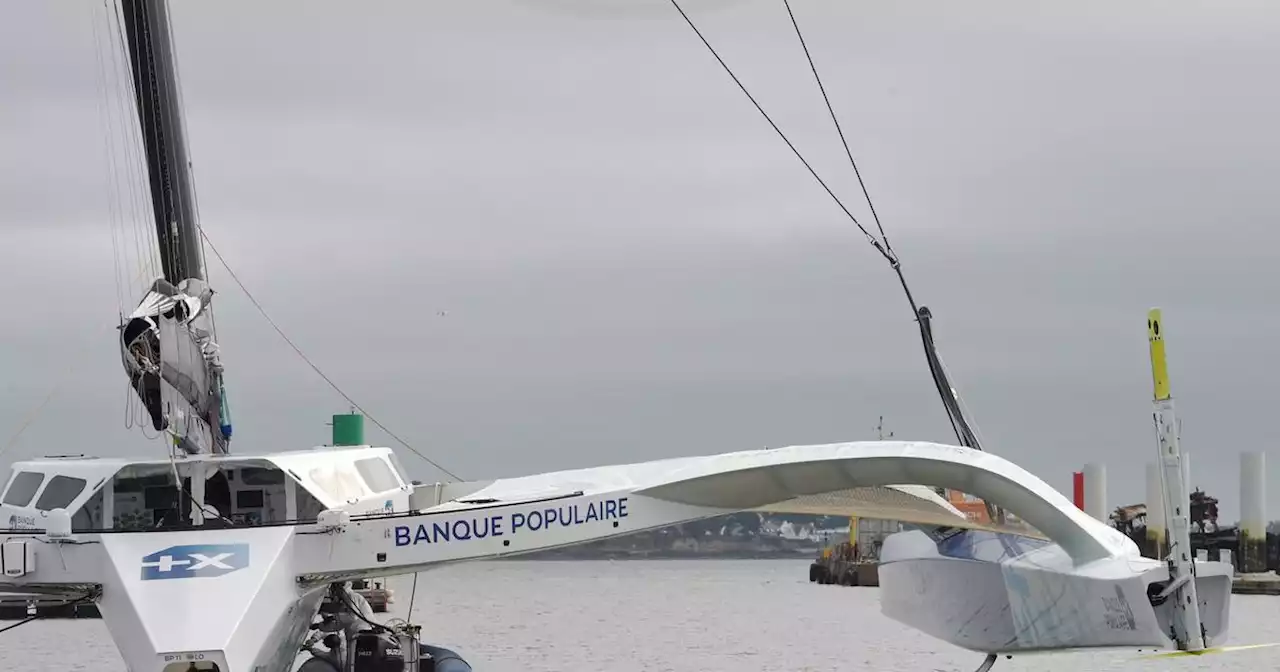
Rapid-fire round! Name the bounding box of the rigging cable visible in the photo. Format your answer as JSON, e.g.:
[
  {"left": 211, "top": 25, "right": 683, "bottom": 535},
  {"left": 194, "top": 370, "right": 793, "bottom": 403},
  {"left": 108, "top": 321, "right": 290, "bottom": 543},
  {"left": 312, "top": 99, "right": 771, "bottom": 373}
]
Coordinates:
[
  {"left": 151, "top": 5, "right": 458, "bottom": 480},
  {"left": 775, "top": 0, "right": 1002, "bottom": 523},
  {"left": 89, "top": 0, "right": 126, "bottom": 313},
  {"left": 668, "top": 0, "right": 1004, "bottom": 523},
  {"left": 666, "top": 0, "right": 895, "bottom": 269},
  {"left": 780, "top": 0, "right": 891, "bottom": 254},
  {"left": 0, "top": 379, "right": 69, "bottom": 460},
  {"left": 776, "top": 0, "right": 995, "bottom": 468},
  {"left": 111, "top": 0, "right": 165, "bottom": 288},
  {"left": 194, "top": 228, "right": 463, "bottom": 481}
]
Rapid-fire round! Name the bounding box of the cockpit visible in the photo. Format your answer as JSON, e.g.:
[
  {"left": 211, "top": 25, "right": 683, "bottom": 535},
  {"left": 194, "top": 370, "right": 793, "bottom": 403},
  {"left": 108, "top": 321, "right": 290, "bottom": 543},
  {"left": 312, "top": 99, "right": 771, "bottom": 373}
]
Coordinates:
[{"left": 0, "top": 447, "right": 412, "bottom": 532}]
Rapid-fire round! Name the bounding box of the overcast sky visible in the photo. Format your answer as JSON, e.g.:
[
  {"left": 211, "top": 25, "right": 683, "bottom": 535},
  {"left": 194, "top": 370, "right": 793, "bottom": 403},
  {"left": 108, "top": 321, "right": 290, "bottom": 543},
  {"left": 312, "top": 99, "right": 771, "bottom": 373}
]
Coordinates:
[{"left": 2, "top": 0, "right": 1278, "bottom": 522}]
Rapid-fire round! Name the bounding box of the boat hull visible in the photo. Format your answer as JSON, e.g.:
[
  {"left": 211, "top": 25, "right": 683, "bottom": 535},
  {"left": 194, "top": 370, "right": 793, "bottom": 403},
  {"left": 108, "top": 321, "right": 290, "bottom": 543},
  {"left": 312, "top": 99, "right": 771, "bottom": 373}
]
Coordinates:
[{"left": 878, "top": 529, "right": 1233, "bottom": 654}]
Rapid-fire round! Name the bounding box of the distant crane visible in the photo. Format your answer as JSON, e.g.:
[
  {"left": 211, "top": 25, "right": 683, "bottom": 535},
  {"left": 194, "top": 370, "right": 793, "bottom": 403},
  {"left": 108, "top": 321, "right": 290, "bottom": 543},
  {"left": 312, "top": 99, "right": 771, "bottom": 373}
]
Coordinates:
[{"left": 875, "top": 415, "right": 894, "bottom": 440}]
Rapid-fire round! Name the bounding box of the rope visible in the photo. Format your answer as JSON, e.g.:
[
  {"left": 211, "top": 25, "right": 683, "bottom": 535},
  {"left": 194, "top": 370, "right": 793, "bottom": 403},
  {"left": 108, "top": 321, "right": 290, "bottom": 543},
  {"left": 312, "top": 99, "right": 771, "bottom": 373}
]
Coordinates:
[
  {"left": 93, "top": 1, "right": 460, "bottom": 482},
  {"left": 0, "top": 382, "right": 67, "bottom": 460},
  {"left": 89, "top": 1, "right": 126, "bottom": 313},
  {"left": 669, "top": 2, "right": 1000, "bottom": 511},
  {"left": 0, "top": 325, "right": 116, "bottom": 460},
  {"left": 667, "top": 0, "right": 895, "bottom": 267},
  {"left": 780, "top": 0, "right": 892, "bottom": 254},
  {"left": 111, "top": 0, "right": 163, "bottom": 291},
  {"left": 762, "top": 2, "right": 936, "bottom": 363},
  {"left": 195, "top": 228, "right": 462, "bottom": 481}
]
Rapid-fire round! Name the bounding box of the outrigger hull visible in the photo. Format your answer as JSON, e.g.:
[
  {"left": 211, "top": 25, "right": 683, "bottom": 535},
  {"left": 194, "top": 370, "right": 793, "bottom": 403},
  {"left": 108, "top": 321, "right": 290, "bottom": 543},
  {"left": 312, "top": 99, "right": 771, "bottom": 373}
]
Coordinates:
[{"left": 878, "top": 528, "right": 1234, "bottom": 654}]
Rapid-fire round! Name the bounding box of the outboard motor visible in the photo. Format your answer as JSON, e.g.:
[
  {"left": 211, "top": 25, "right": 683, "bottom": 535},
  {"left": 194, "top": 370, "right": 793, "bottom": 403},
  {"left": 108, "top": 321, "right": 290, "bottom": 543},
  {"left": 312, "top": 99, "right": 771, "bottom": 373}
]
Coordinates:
[
  {"left": 297, "top": 581, "right": 475, "bottom": 672},
  {"left": 352, "top": 631, "right": 404, "bottom": 672}
]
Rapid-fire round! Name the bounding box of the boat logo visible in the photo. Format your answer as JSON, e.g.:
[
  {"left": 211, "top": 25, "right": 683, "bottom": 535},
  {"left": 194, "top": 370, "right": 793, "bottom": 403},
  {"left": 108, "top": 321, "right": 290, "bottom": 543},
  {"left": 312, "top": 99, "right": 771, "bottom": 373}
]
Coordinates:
[
  {"left": 7, "top": 513, "right": 37, "bottom": 530},
  {"left": 140, "top": 543, "right": 250, "bottom": 581},
  {"left": 1101, "top": 584, "right": 1136, "bottom": 631}
]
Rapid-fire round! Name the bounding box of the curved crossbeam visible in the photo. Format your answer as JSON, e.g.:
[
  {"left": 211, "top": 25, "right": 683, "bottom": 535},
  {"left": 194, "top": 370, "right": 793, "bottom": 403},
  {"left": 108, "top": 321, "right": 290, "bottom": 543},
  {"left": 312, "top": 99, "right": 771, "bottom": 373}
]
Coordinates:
[
  {"left": 628, "top": 441, "right": 1134, "bottom": 564},
  {"left": 307, "top": 440, "right": 1137, "bottom": 582}
]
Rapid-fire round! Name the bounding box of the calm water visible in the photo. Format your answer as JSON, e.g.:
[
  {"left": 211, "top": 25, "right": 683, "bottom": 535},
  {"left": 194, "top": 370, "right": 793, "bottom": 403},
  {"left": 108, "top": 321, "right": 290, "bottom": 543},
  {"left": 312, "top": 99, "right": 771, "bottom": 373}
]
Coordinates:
[{"left": 3, "top": 560, "right": 1277, "bottom": 671}]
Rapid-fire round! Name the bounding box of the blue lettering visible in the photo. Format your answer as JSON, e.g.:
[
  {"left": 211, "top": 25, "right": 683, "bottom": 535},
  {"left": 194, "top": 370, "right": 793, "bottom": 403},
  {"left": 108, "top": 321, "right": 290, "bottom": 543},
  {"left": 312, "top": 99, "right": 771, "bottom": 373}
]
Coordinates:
[
  {"left": 399, "top": 498, "right": 632, "bottom": 545},
  {"left": 393, "top": 516, "right": 518, "bottom": 546}
]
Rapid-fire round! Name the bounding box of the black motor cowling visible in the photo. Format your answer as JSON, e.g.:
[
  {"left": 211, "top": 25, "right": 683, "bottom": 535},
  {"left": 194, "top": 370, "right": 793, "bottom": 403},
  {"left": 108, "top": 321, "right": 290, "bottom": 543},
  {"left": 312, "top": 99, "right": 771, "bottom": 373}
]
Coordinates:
[{"left": 353, "top": 631, "right": 404, "bottom": 672}]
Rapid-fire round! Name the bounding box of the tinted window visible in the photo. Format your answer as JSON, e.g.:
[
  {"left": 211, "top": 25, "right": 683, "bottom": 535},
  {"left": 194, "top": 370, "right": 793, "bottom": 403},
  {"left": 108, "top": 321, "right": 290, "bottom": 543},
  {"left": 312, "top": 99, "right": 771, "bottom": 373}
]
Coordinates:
[
  {"left": 355, "top": 458, "right": 400, "bottom": 492},
  {"left": 241, "top": 468, "right": 284, "bottom": 485},
  {"left": 35, "top": 475, "right": 87, "bottom": 510},
  {"left": 3, "top": 471, "right": 45, "bottom": 506},
  {"left": 236, "top": 490, "right": 265, "bottom": 508}
]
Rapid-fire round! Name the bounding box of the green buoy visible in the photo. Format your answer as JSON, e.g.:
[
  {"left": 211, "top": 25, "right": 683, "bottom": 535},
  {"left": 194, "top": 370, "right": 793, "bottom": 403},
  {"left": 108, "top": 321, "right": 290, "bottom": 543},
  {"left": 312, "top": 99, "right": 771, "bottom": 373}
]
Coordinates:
[{"left": 332, "top": 412, "right": 365, "bottom": 446}]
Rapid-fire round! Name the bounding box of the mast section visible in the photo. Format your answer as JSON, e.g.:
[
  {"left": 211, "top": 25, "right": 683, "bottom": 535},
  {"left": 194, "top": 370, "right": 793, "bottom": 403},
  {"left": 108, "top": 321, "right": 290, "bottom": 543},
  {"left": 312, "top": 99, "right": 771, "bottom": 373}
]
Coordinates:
[
  {"left": 116, "top": 0, "right": 232, "bottom": 455},
  {"left": 120, "top": 0, "right": 205, "bottom": 285}
]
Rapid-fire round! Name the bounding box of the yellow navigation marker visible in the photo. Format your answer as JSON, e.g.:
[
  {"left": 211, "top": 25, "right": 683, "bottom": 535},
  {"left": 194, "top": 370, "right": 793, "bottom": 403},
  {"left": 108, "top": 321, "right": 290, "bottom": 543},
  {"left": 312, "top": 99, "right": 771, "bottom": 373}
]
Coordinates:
[{"left": 1148, "top": 308, "right": 1171, "bottom": 401}]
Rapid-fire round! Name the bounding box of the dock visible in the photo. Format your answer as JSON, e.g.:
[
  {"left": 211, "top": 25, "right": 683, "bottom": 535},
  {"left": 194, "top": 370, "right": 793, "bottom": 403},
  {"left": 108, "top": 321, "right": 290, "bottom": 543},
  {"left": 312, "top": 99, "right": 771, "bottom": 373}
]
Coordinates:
[
  {"left": 350, "top": 579, "right": 394, "bottom": 613},
  {"left": 1232, "top": 572, "right": 1280, "bottom": 596}
]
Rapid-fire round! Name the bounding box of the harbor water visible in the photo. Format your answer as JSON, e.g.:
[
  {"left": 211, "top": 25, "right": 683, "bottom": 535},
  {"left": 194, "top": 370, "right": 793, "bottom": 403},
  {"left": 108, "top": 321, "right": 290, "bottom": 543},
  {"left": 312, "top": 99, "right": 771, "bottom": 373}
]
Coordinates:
[{"left": 3, "top": 559, "right": 1276, "bottom": 671}]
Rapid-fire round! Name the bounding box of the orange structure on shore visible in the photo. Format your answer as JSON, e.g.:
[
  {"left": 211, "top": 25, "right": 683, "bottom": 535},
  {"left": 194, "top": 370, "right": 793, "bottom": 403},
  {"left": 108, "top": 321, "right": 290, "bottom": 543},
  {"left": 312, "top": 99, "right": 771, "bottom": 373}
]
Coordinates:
[{"left": 945, "top": 490, "right": 994, "bottom": 524}]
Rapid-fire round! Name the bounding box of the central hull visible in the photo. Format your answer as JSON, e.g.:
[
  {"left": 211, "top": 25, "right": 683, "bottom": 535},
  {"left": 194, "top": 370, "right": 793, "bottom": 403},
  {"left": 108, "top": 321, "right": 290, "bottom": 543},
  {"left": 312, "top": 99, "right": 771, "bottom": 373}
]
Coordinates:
[
  {"left": 877, "top": 529, "right": 1233, "bottom": 653},
  {"left": 93, "top": 527, "right": 324, "bottom": 672}
]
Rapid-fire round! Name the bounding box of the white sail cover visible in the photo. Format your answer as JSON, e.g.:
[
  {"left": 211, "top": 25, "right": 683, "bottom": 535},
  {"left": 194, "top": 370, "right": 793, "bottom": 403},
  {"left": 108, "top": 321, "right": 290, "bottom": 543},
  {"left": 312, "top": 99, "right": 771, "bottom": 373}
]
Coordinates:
[{"left": 120, "top": 277, "right": 229, "bottom": 454}]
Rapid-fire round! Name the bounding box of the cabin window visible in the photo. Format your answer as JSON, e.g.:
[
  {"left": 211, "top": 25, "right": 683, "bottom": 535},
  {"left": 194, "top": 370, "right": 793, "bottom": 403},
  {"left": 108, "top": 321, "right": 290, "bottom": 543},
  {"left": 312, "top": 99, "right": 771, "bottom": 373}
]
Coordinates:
[
  {"left": 355, "top": 457, "right": 400, "bottom": 493},
  {"left": 385, "top": 451, "right": 410, "bottom": 484},
  {"left": 72, "top": 488, "right": 105, "bottom": 531},
  {"left": 35, "top": 475, "right": 88, "bottom": 511},
  {"left": 298, "top": 488, "right": 326, "bottom": 522},
  {"left": 308, "top": 465, "right": 368, "bottom": 501},
  {"left": 2, "top": 471, "right": 45, "bottom": 507},
  {"left": 240, "top": 467, "right": 285, "bottom": 486}
]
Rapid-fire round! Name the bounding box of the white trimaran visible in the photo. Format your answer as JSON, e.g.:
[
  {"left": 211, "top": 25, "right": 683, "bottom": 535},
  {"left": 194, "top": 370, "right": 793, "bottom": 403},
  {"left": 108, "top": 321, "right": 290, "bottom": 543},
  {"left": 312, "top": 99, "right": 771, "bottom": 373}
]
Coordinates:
[{"left": 0, "top": 2, "right": 1244, "bottom": 671}]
